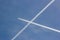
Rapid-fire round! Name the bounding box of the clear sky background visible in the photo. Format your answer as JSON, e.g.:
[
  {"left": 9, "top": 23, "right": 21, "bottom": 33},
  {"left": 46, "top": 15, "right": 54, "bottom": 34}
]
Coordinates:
[{"left": 0, "top": 0, "right": 60, "bottom": 40}]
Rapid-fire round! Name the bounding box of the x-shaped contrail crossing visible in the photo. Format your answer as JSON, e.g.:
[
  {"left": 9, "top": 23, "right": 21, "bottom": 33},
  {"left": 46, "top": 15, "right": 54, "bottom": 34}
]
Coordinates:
[{"left": 11, "top": 0, "right": 60, "bottom": 40}]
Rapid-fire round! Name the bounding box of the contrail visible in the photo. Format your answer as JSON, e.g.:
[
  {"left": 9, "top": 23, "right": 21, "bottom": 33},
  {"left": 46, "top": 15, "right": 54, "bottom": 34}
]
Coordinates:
[
  {"left": 11, "top": 0, "right": 55, "bottom": 40},
  {"left": 18, "top": 18, "right": 60, "bottom": 33}
]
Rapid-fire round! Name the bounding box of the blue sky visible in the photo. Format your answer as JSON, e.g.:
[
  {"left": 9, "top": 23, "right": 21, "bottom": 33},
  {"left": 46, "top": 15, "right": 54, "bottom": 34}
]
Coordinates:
[{"left": 0, "top": 0, "right": 60, "bottom": 40}]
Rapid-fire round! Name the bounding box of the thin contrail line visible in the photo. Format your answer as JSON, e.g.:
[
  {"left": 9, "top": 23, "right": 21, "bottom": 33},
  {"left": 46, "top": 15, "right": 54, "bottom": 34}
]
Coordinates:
[
  {"left": 11, "top": 0, "right": 55, "bottom": 40},
  {"left": 18, "top": 18, "right": 60, "bottom": 33}
]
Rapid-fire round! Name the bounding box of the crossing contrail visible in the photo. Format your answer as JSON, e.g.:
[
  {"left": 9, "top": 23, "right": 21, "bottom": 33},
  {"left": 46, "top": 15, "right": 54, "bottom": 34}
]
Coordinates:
[{"left": 11, "top": 0, "right": 55, "bottom": 40}]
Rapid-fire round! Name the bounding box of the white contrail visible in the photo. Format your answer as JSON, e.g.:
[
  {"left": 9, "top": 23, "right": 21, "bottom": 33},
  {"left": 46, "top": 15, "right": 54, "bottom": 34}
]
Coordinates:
[
  {"left": 18, "top": 18, "right": 60, "bottom": 33},
  {"left": 11, "top": 0, "right": 55, "bottom": 40}
]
